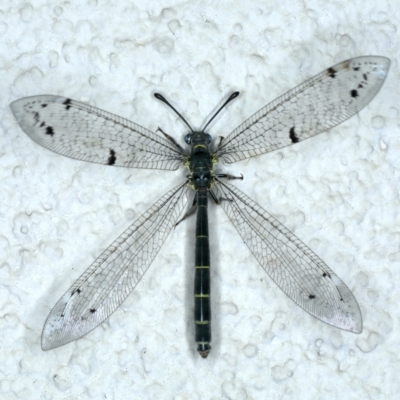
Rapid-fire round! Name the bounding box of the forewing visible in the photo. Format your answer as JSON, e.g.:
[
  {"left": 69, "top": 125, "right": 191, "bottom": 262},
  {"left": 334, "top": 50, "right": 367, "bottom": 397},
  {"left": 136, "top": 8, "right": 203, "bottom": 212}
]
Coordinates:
[
  {"left": 41, "top": 181, "right": 190, "bottom": 350},
  {"left": 10, "top": 95, "right": 187, "bottom": 170},
  {"left": 214, "top": 179, "right": 362, "bottom": 333},
  {"left": 216, "top": 56, "right": 390, "bottom": 163}
]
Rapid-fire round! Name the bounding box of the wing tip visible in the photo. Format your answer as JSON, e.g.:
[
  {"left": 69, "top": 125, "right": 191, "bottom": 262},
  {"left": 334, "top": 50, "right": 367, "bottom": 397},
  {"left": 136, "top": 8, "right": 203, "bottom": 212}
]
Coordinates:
[
  {"left": 353, "top": 54, "right": 390, "bottom": 63},
  {"left": 9, "top": 99, "right": 23, "bottom": 122},
  {"left": 355, "top": 55, "right": 391, "bottom": 76},
  {"left": 9, "top": 94, "right": 67, "bottom": 113},
  {"left": 373, "top": 56, "right": 391, "bottom": 79},
  {"left": 9, "top": 95, "right": 70, "bottom": 137},
  {"left": 340, "top": 305, "right": 363, "bottom": 334},
  {"left": 41, "top": 342, "right": 53, "bottom": 351},
  {"left": 349, "top": 326, "right": 363, "bottom": 334},
  {"left": 41, "top": 329, "right": 58, "bottom": 351},
  {"left": 353, "top": 316, "right": 363, "bottom": 334},
  {"left": 381, "top": 58, "right": 391, "bottom": 78},
  {"left": 346, "top": 314, "right": 363, "bottom": 334},
  {"left": 323, "top": 314, "right": 363, "bottom": 334}
]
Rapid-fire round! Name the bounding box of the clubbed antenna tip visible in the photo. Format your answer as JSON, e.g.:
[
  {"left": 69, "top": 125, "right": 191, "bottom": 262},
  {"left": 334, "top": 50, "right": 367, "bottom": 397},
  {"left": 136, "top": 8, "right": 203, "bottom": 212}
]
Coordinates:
[
  {"left": 202, "top": 91, "right": 240, "bottom": 132},
  {"left": 154, "top": 93, "right": 194, "bottom": 133}
]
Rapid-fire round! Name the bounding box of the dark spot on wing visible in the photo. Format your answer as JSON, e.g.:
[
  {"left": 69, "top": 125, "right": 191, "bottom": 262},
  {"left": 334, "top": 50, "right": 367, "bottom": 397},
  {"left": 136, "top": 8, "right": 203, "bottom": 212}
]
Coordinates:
[
  {"left": 33, "top": 112, "right": 40, "bottom": 124},
  {"left": 358, "top": 84, "right": 363, "bottom": 89},
  {"left": 107, "top": 149, "right": 116, "bottom": 165},
  {"left": 289, "top": 127, "right": 299, "bottom": 143},
  {"left": 350, "top": 89, "right": 358, "bottom": 98},
  {"left": 327, "top": 67, "right": 336, "bottom": 78},
  {"left": 353, "top": 67, "right": 360, "bottom": 71},
  {"left": 90, "top": 308, "right": 96, "bottom": 313},
  {"left": 60, "top": 314, "right": 64, "bottom": 318},
  {"left": 46, "top": 126, "right": 54, "bottom": 136},
  {"left": 40, "top": 121, "right": 45, "bottom": 127},
  {"left": 322, "top": 272, "right": 331, "bottom": 278},
  {"left": 63, "top": 98, "right": 72, "bottom": 110},
  {"left": 309, "top": 294, "right": 316, "bottom": 299},
  {"left": 41, "top": 104, "right": 48, "bottom": 108},
  {"left": 363, "top": 73, "right": 368, "bottom": 81},
  {"left": 72, "top": 288, "right": 82, "bottom": 296}
]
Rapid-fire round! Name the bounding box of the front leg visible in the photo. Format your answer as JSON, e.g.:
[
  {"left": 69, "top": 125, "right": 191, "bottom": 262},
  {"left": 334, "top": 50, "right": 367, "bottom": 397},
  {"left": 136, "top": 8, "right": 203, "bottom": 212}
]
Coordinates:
[
  {"left": 157, "top": 127, "right": 188, "bottom": 155},
  {"left": 215, "top": 136, "right": 225, "bottom": 151}
]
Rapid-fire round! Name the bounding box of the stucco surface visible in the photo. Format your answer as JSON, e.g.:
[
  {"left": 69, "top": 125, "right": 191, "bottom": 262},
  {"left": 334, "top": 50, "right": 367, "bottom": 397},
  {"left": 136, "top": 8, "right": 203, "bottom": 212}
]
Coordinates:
[{"left": 1, "top": 1, "right": 399, "bottom": 398}]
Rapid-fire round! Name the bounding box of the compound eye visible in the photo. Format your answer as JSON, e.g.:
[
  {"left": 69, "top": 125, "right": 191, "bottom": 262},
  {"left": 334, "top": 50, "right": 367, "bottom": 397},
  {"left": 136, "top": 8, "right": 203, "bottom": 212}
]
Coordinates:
[
  {"left": 205, "top": 134, "right": 212, "bottom": 144},
  {"left": 184, "top": 133, "right": 192, "bottom": 144}
]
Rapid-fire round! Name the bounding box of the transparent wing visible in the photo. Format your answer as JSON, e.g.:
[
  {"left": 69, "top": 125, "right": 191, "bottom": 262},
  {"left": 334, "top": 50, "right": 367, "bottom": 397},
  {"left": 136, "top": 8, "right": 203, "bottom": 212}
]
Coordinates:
[
  {"left": 214, "top": 179, "right": 362, "bottom": 333},
  {"left": 215, "top": 56, "right": 390, "bottom": 163},
  {"left": 42, "top": 181, "right": 190, "bottom": 350},
  {"left": 10, "top": 95, "right": 187, "bottom": 170}
]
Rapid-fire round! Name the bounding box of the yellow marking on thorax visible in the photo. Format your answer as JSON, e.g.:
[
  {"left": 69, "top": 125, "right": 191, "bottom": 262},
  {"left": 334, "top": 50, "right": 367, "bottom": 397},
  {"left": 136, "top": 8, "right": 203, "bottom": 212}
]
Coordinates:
[{"left": 193, "top": 143, "right": 207, "bottom": 150}]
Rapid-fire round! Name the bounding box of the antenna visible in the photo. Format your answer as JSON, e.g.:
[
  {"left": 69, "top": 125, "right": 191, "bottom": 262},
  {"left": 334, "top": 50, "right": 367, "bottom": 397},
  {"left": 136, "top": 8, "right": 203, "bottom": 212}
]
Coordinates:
[
  {"left": 202, "top": 91, "right": 239, "bottom": 132},
  {"left": 154, "top": 93, "right": 194, "bottom": 133}
]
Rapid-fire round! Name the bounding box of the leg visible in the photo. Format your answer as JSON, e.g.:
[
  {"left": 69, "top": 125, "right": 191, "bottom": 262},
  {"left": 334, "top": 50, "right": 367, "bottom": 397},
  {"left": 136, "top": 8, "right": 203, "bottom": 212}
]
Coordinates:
[
  {"left": 216, "top": 136, "right": 225, "bottom": 149},
  {"left": 157, "top": 127, "right": 188, "bottom": 155},
  {"left": 215, "top": 173, "right": 244, "bottom": 180},
  {"left": 175, "top": 193, "right": 198, "bottom": 227},
  {"left": 209, "top": 189, "right": 232, "bottom": 205}
]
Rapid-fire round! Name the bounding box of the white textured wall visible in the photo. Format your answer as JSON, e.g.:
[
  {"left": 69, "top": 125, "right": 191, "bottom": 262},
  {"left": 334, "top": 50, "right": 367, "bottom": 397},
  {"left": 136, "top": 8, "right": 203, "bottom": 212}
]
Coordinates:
[{"left": 1, "top": 1, "right": 399, "bottom": 398}]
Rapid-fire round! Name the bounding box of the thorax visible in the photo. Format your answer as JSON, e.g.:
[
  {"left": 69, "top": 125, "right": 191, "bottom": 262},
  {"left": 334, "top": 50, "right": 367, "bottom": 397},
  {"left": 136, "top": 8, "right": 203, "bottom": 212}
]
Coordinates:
[{"left": 187, "top": 132, "right": 215, "bottom": 189}]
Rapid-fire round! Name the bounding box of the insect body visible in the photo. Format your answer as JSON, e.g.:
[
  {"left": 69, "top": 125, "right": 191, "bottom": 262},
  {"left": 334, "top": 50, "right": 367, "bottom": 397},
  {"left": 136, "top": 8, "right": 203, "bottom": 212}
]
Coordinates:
[
  {"left": 163, "top": 106, "right": 238, "bottom": 357},
  {"left": 10, "top": 56, "right": 390, "bottom": 357},
  {"left": 188, "top": 132, "right": 214, "bottom": 357}
]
